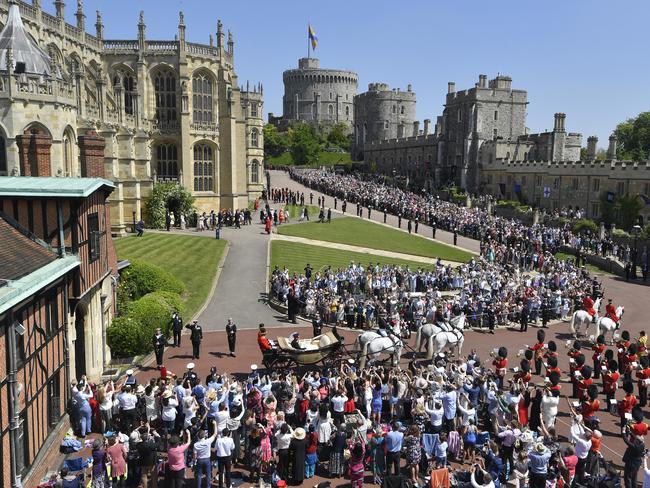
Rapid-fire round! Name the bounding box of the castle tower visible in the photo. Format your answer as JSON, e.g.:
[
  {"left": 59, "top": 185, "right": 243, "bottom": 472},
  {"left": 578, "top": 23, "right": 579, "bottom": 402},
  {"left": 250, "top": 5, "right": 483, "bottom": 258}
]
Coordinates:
[
  {"left": 352, "top": 82, "right": 416, "bottom": 160},
  {"left": 586, "top": 136, "right": 598, "bottom": 160},
  {"left": 607, "top": 134, "right": 618, "bottom": 160}
]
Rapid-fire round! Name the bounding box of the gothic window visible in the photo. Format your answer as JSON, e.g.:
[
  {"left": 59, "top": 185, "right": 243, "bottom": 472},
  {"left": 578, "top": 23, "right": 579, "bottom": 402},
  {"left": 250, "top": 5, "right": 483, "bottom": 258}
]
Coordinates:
[
  {"left": 251, "top": 128, "right": 259, "bottom": 148},
  {"left": 392, "top": 105, "right": 396, "bottom": 114},
  {"left": 251, "top": 103, "right": 258, "bottom": 117},
  {"left": 154, "top": 71, "right": 177, "bottom": 123},
  {"left": 345, "top": 106, "right": 350, "bottom": 117},
  {"left": 156, "top": 144, "right": 178, "bottom": 180},
  {"left": 193, "top": 144, "right": 213, "bottom": 191},
  {"left": 112, "top": 72, "right": 136, "bottom": 115},
  {"left": 328, "top": 105, "right": 333, "bottom": 117},
  {"left": 251, "top": 160, "right": 260, "bottom": 183},
  {"left": 192, "top": 73, "right": 213, "bottom": 123},
  {"left": 494, "top": 110, "right": 498, "bottom": 121},
  {"left": 401, "top": 106, "right": 405, "bottom": 115},
  {"left": 384, "top": 121, "right": 389, "bottom": 129}
]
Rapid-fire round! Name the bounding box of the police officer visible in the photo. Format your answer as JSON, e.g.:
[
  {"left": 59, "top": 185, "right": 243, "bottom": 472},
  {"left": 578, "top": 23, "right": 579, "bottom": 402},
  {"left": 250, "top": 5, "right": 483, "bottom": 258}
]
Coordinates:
[
  {"left": 172, "top": 311, "right": 183, "bottom": 347},
  {"left": 152, "top": 328, "right": 166, "bottom": 369}
]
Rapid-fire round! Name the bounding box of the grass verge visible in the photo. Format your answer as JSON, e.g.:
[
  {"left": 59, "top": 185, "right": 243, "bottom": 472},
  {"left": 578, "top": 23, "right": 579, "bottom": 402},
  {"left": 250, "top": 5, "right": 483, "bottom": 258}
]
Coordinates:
[
  {"left": 554, "top": 252, "right": 614, "bottom": 275},
  {"left": 278, "top": 216, "right": 472, "bottom": 262},
  {"left": 114, "top": 233, "right": 227, "bottom": 318},
  {"left": 270, "top": 240, "right": 439, "bottom": 276}
]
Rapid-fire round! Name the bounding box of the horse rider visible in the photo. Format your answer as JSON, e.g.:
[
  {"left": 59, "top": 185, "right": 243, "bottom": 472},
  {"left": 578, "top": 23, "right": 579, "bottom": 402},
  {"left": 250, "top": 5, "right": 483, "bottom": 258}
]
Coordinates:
[
  {"left": 605, "top": 298, "right": 620, "bottom": 325},
  {"left": 582, "top": 294, "right": 596, "bottom": 322}
]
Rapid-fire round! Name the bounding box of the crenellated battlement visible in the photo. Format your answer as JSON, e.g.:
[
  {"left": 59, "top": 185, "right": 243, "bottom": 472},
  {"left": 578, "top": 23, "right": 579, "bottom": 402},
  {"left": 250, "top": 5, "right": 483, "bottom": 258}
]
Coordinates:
[{"left": 490, "top": 158, "right": 650, "bottom": 171}]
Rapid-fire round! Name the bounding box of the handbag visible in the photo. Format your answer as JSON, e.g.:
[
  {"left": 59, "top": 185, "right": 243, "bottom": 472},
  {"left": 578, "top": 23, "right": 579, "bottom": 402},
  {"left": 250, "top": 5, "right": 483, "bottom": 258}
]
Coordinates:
[{"left": 343, "top": 448, "right": 351, "bottom": 460}]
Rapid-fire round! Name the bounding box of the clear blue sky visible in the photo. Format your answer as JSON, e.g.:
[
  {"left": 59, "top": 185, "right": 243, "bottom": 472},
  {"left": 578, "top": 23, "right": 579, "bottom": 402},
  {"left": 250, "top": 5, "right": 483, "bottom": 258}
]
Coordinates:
[{"left": 59, "top": 0, "right": 648, "bottom": 145}]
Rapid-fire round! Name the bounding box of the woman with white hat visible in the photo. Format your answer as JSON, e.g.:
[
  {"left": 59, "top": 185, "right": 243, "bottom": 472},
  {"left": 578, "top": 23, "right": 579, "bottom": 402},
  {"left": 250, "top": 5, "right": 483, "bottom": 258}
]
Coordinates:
[
  {"left": 161, "top": 389, "right": 178, "bottom": 435},
  {"left": 289, "top": 427, "right": 306, "bottom": 484}
]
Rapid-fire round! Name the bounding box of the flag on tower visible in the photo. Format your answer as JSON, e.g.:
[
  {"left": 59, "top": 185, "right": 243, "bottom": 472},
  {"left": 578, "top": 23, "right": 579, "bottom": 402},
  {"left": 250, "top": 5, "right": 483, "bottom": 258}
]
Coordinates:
[{"left": 308, "top": 24, "right": 318, "bottom": 50}]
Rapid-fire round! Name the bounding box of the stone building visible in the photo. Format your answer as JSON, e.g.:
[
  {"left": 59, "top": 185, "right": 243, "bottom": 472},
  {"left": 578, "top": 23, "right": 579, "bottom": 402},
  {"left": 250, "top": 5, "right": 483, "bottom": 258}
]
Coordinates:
[
  {"left": 0, "top": 1, "right": 264, "bottom": 234},
  {"left": 480, "top": 158, "right": 650, "bottom": 224},
  {"left": 352, "top": 82, "right": 416, "bottom": 160},
  {"left": 270, "top": 57, "right": 357, "bottom": 131},
  {"left": 362, "top": 74, "right": 583, "bottom": 193}
]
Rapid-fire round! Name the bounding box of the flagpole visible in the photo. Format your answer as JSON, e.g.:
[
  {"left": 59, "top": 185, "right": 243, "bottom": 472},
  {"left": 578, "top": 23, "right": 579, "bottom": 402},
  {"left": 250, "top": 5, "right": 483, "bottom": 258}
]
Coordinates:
[{"left": 307, "top": 24, "right": 310, "bottom": 59}]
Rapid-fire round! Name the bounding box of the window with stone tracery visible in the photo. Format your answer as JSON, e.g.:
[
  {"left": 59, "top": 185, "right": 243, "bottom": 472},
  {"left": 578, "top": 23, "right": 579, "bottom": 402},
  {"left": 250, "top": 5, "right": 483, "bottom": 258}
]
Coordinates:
[
  {"left": 113, "top": 72, "right": 136, "bottom": 116},
  {"left": 156, "top": 143, "right": 178, "bottom": 180},
  {"left": 251, "top": 128, "right": 259, "bottom": 148},
  {"left": 192, "top": 73, "right": 213, "bottom": 123},
  {"left": 193, "top": 144, "right": 213, "bottom": 191},
  {"left": 154, "top": 71, "right": 177, "bottom": 123},
  {"left": 251, "top": 160, "right": 260, "bottom": 183}
]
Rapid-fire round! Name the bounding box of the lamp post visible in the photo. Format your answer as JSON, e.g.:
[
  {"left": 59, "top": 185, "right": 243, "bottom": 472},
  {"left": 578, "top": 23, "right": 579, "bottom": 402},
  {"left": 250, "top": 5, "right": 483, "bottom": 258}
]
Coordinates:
[{"left": 633, "top": 224, "right": 641, "bottom": 279}]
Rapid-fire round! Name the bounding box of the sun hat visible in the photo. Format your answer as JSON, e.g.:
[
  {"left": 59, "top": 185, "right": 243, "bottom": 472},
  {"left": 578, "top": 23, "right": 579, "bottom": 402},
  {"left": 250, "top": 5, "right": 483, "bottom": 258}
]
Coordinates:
[
  {"left": 136, "top": 385, "right": 145, "bottom": 395},
  {"left": 162, "top": 389, "right": 173, "bottom": 399},
  {"left": 534, "top": 442, "right": 547, "bottom": 453},
  {"left": 187, "top": 362, "right": 195, "bottom": 370},
  {"left": 125, "top": 369, "right": 134, "bottom": 376},
  {"left": 293, "top": 427, "right": 306, "bottom": 440}
]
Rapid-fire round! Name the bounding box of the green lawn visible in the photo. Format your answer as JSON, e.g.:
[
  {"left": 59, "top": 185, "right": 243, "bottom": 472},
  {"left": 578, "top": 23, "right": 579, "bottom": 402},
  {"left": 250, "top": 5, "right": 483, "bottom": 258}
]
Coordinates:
[
  {"left": 271, "top": 240, "right": 437, "bottom": 276},
  {"left": 278, "top": 204, "right": 321, "bottom": 220},
  {"left": 114, "top": 233, "right": 227, "bottom": 318},
  {"left": 277, "top": 216, "right": 473, "bottom": 262},
  {"left": 266, "top": 150, "right": 353, "bottom": 166}
]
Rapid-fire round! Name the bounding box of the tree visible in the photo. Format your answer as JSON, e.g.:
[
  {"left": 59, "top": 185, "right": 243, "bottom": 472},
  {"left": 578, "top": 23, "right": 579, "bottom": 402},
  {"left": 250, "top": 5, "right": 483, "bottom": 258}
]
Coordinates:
[
  {"left": 614, "top": 111, "right": 650, "bottom": 161},
  {"left": 326, "top": 122, "right": 351, "bottom": 150},
  {"left": 288, "top": 123, "right": 323, "bottom": 165},
  {"left": 144, "top": 183, "right": 195, "bottom": 228},
  {"left": 618, "top": 194, "right": 643, "bottom": 231},
  {"left": 598, "top": 191, "right": 643, "bottom": 231},
  {"left": 263, "top": 124, "right": 288, "bottom": 158}
]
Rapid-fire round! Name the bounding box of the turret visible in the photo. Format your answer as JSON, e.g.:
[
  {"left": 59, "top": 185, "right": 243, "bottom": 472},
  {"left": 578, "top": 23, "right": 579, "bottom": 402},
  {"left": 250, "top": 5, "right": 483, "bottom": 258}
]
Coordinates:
[
  {"left": 137, "top": 11, "right": 146, "bottom": 55},
  {"left": 423, "top": 119, "right": 431, "bottom": 136},
  {"left": 76, "top": 0, "right": 85, "bottom": 31},
  {"left": 478, "top": 74, "right": 487, "bottom": 88},
  {"left": 586, "top": 136, "right": 598, "bottom": 160},
  {"left": 95, "top": 10, "right": 104, "bottom": 39},
  {"left": 553, "top": 113, "right": 566, "bottom": 133},
  {"left": 448, "top": 81, "right": 455, "bottom": 94},
  {"left": 55, "top": 0, "right": 64, "bottom": 18},
  {"left": 412, "top": 121, "right": 420, "bottom": 137},
  {"left": 607, "top": 134, "right": 618, "bottom": 160},
  {"left": 178, "top": 11, "right": 186, "bottom": 49},
  {"left": 228, "top": 30, "right": 234, "bottom": 58},
  {"left": 217, "top": 19, "right": 224, "bottom": 50}
]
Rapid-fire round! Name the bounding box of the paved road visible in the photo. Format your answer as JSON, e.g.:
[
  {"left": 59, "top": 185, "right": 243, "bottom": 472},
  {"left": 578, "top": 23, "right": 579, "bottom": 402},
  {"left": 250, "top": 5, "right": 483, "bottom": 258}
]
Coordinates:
[{"left": 192, "top": 221, "right": 281, "bottom": 331}]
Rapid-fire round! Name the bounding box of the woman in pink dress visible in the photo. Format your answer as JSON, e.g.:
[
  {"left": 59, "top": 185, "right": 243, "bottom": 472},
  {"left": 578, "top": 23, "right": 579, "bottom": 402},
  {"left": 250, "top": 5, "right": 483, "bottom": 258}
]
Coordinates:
[
  {"left": 105, "top": 436, "right": 127, "bottom": 488},
  {"left": 348, "top": 441, "right": 366, "bottom": 488}
]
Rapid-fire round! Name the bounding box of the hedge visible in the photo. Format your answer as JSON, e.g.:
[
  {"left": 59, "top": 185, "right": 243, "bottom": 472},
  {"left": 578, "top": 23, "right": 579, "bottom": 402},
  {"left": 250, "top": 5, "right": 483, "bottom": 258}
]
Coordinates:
[
  {"left": 106, "top": 316, "right": 146, "bottom": 358},
  {"left": 117, "top": 259, "right": 184, "bottom": 311},
  {"left": 127, "top": 291, "right": 185, "bottom": 337},
  {"left": 572, "top": 219, "right": 598, "bottom": 235},
  {"left": 612, "top": 228, "right": 631, "bottom": 239}
]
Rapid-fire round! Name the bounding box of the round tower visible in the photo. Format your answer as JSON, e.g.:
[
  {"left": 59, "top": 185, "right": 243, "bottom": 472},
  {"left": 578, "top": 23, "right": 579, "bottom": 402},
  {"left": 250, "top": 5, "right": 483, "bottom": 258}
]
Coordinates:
[{"left": 281, "top": 58, "right": 358, "bottom": 131}]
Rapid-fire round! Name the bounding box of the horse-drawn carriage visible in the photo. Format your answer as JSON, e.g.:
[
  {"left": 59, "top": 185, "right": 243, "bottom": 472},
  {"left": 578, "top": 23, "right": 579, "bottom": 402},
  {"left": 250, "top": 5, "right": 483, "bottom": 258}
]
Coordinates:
[{"left": 261, "top": 332, "right": 348, "bottom": 369}]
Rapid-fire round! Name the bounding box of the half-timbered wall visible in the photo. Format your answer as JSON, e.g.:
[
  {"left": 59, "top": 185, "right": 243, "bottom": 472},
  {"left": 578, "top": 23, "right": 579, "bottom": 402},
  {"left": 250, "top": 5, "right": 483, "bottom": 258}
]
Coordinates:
[{"left": 0, "top": 279, "right": 68, "bottom": 488}]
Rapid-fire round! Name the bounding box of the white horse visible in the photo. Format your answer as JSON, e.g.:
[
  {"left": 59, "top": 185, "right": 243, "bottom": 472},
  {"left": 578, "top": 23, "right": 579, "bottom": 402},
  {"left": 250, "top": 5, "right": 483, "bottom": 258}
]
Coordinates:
[
  {"left": 592, "top": 306, "right": 624, "bottom": 344},
  {"left": 416, "top": 314, "right": 466, "bottom": 359},
  {"left": 570, "top": 297, "right": 601, "bottom": 338},
  {"left": 357, "top": 327, "right": 404, "bottom": 369}
]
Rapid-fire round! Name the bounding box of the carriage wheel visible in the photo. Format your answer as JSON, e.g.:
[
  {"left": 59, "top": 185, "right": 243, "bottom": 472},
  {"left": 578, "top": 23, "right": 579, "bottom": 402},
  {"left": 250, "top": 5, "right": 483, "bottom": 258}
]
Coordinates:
[{"left": 269, "top": 356, "right": 297, "bottom": 369}]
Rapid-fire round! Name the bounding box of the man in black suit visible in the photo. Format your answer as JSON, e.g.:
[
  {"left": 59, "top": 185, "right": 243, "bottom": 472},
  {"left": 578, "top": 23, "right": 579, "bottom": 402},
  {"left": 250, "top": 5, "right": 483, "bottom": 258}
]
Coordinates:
[
  {"left": 172, "top": 312, "right": 183, "bottom": 347},
  {"left": 186, "top": 320, "right": 203, "bottom": 359}
]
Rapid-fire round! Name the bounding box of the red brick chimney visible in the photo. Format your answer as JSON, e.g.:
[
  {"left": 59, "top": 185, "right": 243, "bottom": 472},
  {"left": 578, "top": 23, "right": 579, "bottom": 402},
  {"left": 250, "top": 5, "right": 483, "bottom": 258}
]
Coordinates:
[
  {"left": 16, "top": 132, "right": 53, "bottom": 176},
  {"left": 79, "top": 131, "right": 106, "bottom": 178}
]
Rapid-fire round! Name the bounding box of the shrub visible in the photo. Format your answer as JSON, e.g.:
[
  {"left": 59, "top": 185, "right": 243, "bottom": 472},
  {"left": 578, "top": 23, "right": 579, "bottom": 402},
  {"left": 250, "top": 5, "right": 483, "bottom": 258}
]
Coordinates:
[
  {"left": 128, "top": 291, "right": 184, "bottom": 338},
  {"left": 106, "top": 316, "right": 146, "bottom": 358},
  {"left": 496, "top": 200, "right": 520, "bottom": 209},
  {"left": 144, "top": 183, "right": 195, "bottom": 229},
  {"left": 118, "top": 260, "right": 184, "bottom": 307},
  {"left": 572, "top": 219, "right": 598, "bottom": 235},
  {"left": 515, "top": 205, "right": 531, "bottom": 213},
  {"left": 612, "top": 228, "right": 631, "bottom": 239}
]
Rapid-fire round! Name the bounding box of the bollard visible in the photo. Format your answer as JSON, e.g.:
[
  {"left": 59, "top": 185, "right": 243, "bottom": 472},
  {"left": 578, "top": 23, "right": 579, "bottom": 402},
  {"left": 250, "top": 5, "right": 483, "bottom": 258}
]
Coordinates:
[{"left": 215, "top": 227, "right": 221, "bottom": 240}]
